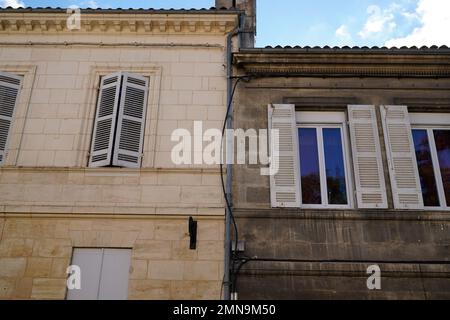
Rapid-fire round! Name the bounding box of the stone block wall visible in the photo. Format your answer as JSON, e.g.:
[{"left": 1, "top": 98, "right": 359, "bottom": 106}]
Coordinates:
[
  {"left": 0, "top": 216, "right": 224, "bottom": 300},
  {"left": 231, "top": 71, "right": 450, "bottom": 299}
]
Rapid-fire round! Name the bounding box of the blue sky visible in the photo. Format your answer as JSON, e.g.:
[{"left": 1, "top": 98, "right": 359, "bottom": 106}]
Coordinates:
[{"left": 2, "top": 0, "right": 450, "bottom": 47}]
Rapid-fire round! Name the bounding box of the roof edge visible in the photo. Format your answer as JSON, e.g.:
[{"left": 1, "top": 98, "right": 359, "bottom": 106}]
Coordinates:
[
  {"left": 239, "top": 46, "right": 450, "bottom": 55},
  {"left": 0, "top": 6, "right": 242, "bottom": 14}
]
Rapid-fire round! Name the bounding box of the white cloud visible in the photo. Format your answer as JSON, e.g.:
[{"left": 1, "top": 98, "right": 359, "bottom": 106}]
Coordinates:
[
  {"left": 386, "top": 0, "right": 450, "bottom": 47},
  {"left": 71, "top": 0, "right": 99, "bottom": 8},
  {"left": 84, "top": 0, "right": 99, "bottom": 8},
  {"left": 336, "top": 25, "right": 352, "bottom": 42},
  {"left": 0, "top": 0, "right": 25, "bottom": 8},
  {"left": 358, "top": 4, "right": 401, "bottom": 39}
]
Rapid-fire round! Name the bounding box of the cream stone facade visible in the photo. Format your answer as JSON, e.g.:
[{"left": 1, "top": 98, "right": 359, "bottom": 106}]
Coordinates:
[{"left": 0, "top": 8, "right": 239, "bottom": 300}]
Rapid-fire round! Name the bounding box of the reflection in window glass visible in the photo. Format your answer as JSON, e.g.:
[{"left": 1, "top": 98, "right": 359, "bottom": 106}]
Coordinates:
[
  {"left": 412, "top": 130, "right": 440, "bottom": 207},
  {"left": 298, "top": 128, "right": 321, "bottom": 204},
  {"left": 323, "top": 128, "right": 348, "bottom": 205},
  {"left": 434, "top": 130, "right": 450, "bottom": 205}
]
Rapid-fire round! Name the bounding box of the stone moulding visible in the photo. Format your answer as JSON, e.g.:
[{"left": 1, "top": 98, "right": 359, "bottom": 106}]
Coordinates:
[
  {"left": 0, "top": 13, "right": 239, "bottom": 34},
  {"left": 238, "top": 261, "right": 450, "bottom": 278},
  {"left": 234, "top": 53, "right": 450, "bottom": 78}
]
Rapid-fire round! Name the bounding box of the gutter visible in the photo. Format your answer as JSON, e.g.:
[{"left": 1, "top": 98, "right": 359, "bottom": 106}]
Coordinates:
[{"left": 223, "top": 12, "right": 245, "bottom": 301}]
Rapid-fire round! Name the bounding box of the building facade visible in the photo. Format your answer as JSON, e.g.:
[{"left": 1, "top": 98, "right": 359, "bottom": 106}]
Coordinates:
[
  {"left": 232, "top": 47, "right": 450, "bottom": 299},
  {"left": 0, "top": 7, "right": 242, "bottom": 299}
]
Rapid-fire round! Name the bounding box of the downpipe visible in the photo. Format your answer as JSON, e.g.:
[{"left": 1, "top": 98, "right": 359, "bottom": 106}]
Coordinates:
[{"left": 223, "top": 13, "right": 244, "bottom": 301}]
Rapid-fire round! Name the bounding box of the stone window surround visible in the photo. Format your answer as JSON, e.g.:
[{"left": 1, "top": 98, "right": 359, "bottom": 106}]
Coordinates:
[
  {"left": 0, "top": 63, "right": 36, "bottom": 167},
  {"left": 76, "top": 63, "right": 162, "bottom": 169}
]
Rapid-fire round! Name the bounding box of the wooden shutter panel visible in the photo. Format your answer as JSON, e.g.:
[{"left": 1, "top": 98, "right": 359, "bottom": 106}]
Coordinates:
[
  {"left": 348, "top": 105, "right": 388, "bottom": 208},
  {"left": 381, "top": 105, "right": 423, "bottom": 209},
  {"left": 268, "top": 104, "right": 301, "bottom": 208},
  {"left": 112, "top": 72, "right": 149, "bottom": 168},
  {"left": 89, "top": 72, "right": 121, "bottom": 167},
  {"left": 0, "top": 71, "right": 22, "bottom": 166}
]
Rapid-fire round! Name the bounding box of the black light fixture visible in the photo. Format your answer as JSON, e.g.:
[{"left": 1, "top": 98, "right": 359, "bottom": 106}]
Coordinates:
[{"left": 188, "top": 217, "right": 198, "bottom": 250}]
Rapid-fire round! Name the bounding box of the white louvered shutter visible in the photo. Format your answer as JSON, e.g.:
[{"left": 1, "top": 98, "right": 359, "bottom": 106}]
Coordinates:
[
  {"left": 0, "top": 71, "right": 22, "bottom": 166},
  {"left": 112, "top": 73, "right": 149, "bottom": 168},
  {"left": 348, "top": 105, "right": 388, "bottom": 208},
  {"left": 268, "top": 104, "right": 301, "bottom": 208},
  {"left": 89, "top": 72, "right": 122, "bottom": 167},
  {"left": 381, "top": 105, "right": 423, "bottom": 209}
]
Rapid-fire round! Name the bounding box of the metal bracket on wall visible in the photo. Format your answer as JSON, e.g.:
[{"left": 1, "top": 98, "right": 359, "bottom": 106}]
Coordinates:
[
  {"left": 188, "top": 217, "right": 198, "bottom": 250},
  {"left": 232, "top": 241, "right": 246, "bottom": 253}
]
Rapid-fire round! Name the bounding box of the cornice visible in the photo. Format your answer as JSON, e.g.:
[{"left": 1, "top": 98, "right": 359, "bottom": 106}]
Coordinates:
[
  {"left": 234, "top": 52, "right": 450, "bottom": 78},
  {"left": 0, "top": 166, "right": 221, "bottom": 174},
  {"left": 0, "top": 12, "right": 239, "bottom": 34},
  {"left": 233, "top": 208, "right": 450, "bottom": 221}
]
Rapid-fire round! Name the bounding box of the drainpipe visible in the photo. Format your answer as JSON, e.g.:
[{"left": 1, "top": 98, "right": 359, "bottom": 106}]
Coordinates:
[{"left": 223, "top": 13, "right": 244, "bottom": 301}]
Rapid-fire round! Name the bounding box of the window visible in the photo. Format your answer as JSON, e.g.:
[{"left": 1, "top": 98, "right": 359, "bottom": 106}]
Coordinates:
[
  {"left": 0, "top": 71, "right": 22, "bottom": 166},
  {"left": 297, "top": 112, "right": 352, "bottom": 208},
  {"left": 268, "top": 105, "right": 387, "bottom": 209},
  {"left": 382, "top": 108, "right": 450, "bottom": 210},
  {"left": 89, "top": 72, "right": 149, "bottom": 169},
  {"left": 298, "top": 127, "right": 349, "bottom": 206},
  {"left": 66, "top": 248, "right": 132, "bottom": 300},
  {"left": 412, "top": 127, "right": 450, "bottom": 209}
]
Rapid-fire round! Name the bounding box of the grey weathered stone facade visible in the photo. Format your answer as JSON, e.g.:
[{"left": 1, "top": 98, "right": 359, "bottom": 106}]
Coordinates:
[{"left": 231, "top": 47, "right": 450, "bottom": 299}]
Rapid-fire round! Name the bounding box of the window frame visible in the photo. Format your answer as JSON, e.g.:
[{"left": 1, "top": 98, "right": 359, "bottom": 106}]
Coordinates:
[
  {"left": 88, "top": 72, "right": 150, "bottom": 169},
  {"left": 0, "top": 71, "right": 23, "bottom": 166},
  {"left": 411, "top": 125, "right": 450, "bottom": 211},
  {"left": 296, "top": 111, "right": 354, "bottom": 209},
  {"left": 0, "top": 65, "right": 36, "bottom": 167},
  {"left": 410, "top": 112, "right": 450, "bottom": 211},
  {"left": 80, "top": 64, "right": 162, "bottom": 169}
]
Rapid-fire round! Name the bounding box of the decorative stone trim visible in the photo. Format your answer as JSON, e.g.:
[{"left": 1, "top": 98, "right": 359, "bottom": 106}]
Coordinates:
[
  {"left": 239, "top": 64, "right": 450, "bottom": 77},
  {"left": 77, "top": 63, "right": 163, "bottom": 168},
  {"left": 233, "top": 208, "right": 450, "bottom": 222},
  {"left": 0, "top": 64, "right": 37, "bottom": 167},
  {"left": 0, "top": 13, "right": 239, "bottom": 34},
  {"left": 239, "top": 261, "right": 450, "bottom": 278},
  {"left": 234, "top": 53, "right": 450, "bottom": 78}
]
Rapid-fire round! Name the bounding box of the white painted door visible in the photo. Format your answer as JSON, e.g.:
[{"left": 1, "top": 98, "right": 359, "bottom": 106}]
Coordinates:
[{"left": 67, "top": 248, "right": 131, "bottom": 300}]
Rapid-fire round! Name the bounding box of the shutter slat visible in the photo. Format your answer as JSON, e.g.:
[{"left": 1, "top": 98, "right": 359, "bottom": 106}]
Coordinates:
[
  {"left": 112, "top": 72, "right": 149, "bottom": 168},
  {"left": 381, "top": 105, "right": 423, "bottom": 209},
  {"left": 269, "top": 104, "right": 301, "bottom": 208},
  {"left": 348, "top": 105, "right": 388, "bottom": 208},
  {"left": 0, "top": 71, "right": 22, "bottom": 166},
  {"left": 89, "top": 72, "right": 122, "bottom": 167}
]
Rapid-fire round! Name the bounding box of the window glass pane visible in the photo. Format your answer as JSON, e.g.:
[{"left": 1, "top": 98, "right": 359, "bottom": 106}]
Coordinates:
[
  {"left": 412, "top": 129, "right": 440, "bottom": 207},
  {"left": 323, "top": 128, "right": 348, "bottom": 205},
  {"left": 298, "top": 128, "right": 321, "bottom": 204},
  {"left": 434, "top": 130, "right": 450, "bottom": 205}
]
